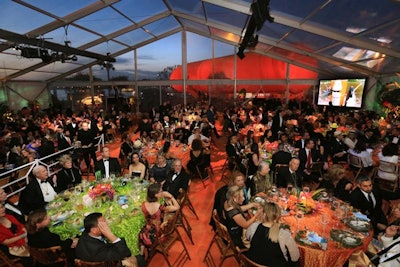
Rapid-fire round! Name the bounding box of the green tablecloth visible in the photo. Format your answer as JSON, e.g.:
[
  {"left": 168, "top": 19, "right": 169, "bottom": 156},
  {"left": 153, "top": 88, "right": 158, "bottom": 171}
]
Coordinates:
[{"left": 48, "top": 180, "right": 147, "bottom": 255}]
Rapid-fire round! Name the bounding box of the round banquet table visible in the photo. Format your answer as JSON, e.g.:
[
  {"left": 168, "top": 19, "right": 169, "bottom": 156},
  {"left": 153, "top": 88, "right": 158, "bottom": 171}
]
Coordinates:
[
  {"left": 48, "top": 179, "right": 147, "bottom": 255},
  {"left": 281, "top": 204, "right": 373, "bottom": 267}
]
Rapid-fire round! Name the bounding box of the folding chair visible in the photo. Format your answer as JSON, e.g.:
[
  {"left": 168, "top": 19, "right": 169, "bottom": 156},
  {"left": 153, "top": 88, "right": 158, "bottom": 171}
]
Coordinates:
[{"left": 374, "top": 160, "right": 399, "bottom": 192}]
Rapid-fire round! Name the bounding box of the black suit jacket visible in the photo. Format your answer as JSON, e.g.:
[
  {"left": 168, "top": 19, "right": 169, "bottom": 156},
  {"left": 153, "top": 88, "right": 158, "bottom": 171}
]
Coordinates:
[
  {"left": 75, "top": 232, "right": 131, "bottom": 262},
  {"left": 271, "top": 115, "right": 284, "bottom": 138},
  {"left": 295, "top": 139, "right": 306, "bottom": 150},
  {"left": 94, "top": 158, "right": 121, "bottom": 177},
  {"left": 57, "top": 134, "right": 72, "bottom": 151},
  {"left": 298, "top": 148, "right": 322, "bottom": 172},
  {"left": 162, "top": 169, "right": 190, "bottom": 199},
  {"left": 55, "top": 167, "right": 82, "bottom": 193},
  {"left": 271, "top": 150, "right": 292, "bottom": 171},
  {"left": 276, "top": 167, "right": 303, "bottom": 189},
  {"left": 330, "top": 138, "right": 348, "bottom": 163},
  {"left": 350, "top": 187, "right": 388, "bottom": 231},
  {"left": 18, "top": 178, "right": 55, "bottom": 215},
  {"left": 28, "top": 227, "right": 74, "bottom": 259}
]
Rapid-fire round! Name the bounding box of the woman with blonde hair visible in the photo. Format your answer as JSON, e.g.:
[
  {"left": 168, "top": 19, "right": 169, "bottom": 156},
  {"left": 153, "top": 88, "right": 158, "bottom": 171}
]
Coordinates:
[
  {"left": 319, "top": 164, "right": 353, "bottom": 202},
  {"left": 55, "top": 154, "right": 82, "bottom": 193},
  {"left": 222, "top": 185, "right": 262, "bottom": 248},
  {"left": 245, "top": 202, "right": 300, "bottom": 266}
]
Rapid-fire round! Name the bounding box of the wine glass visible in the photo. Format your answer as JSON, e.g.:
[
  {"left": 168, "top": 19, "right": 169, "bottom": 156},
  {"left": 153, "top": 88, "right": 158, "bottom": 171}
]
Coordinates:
[
  {"left": 296, "top": 210, "right": 304, "bottom": 232},
  {"left": 320, "top": 214, "right": 330, "bottom": 237},
  {"left": 286, "top": 184, "right": 293, "bottom": 194}
]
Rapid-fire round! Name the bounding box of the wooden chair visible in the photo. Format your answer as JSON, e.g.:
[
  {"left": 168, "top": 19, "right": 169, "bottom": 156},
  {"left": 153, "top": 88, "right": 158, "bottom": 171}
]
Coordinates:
[
  {"left": 146, "top": 209, "right": 191, "bottom": 267},
  {"left": 238, "top": 252, "right": 268, "bottom": 267},
  {"left": 183, "top": 181, "right": 199, "bottom": 220},
  {"left": 309, "top": 161, "right": 324, "bottom": 177},
  {"left": 0, "top": 250, "right": 23, "bottom": 267},
  {"left": 74, "top": 259, "right": 121, "bottom": 267},
  {"left": 0, "top": 176, "right": 11, "bottom": 193},
  {"left": 273, "top": 164, "right": 289, "bottom": 185},
  {"left": 203, "top": 210, "right": 246, "bottom": 267},
  {"left": 348, "top": 154, "right": 365, "bottom": 180},
  {"left": 176, "top": 188, "right": 195, "bottom": 245},
  {"left": 374, "top": 160, "right": 399, "bottom": 192},
  {"left": 29, "top": 245, "right": 68, "bottom": 267}
]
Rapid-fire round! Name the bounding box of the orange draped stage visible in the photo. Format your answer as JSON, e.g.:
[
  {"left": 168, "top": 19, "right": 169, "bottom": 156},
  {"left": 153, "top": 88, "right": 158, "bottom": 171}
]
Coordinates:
[{"left": 170, "top": 52, "right": 318, "bottom": 99}]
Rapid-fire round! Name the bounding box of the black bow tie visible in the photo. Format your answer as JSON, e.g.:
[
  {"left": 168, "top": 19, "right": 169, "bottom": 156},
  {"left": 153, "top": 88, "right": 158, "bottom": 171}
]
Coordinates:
[
  {"left": 41, "top": 181, "right": 48, "bottom": 184},
  {"left": 103, "top": 159, "right": 108, "bottom": 162}
]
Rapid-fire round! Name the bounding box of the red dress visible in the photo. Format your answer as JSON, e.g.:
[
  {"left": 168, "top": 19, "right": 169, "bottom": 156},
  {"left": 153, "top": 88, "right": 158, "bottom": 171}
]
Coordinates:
[
  {"left": 0, "top": 214, "right": 26, "bottom": 247},
  {"left": 139, "top": 202, "right": 166, "bottom": 248}
]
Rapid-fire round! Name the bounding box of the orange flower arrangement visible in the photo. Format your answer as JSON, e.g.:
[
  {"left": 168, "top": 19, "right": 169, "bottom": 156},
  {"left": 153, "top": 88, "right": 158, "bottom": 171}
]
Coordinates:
[{"left": 88, "top": 183, "right": 115, "bottom": 201}]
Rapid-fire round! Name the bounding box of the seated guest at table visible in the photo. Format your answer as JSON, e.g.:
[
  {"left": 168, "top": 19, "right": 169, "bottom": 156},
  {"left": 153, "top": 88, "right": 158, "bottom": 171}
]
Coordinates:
[
  {"left": 249, "top": 162, "right": 272, "bottom": 196},
  {"left": 271, "top": 143, "right": 292, "bottom": 172},
  {"left": 295, "top": 130, "right": 310, "bottom": 151},
  {"left": 350, "top": 175, "right": 388, "bottom": 235},
  {"left": 242, "top": 130, "right": 254, "bottom": 149},
  {"left": 19, "top": 165, "right": 57, "bottom": 215},
  {"left": 343, "top": 129, "right": 358, "bottom": 149},
  {"left": 348, "top": 140, "right": 374, "bottom": 169},
  {"left": 226, "top": 134, "right": 245, "bottom": 172},
  {"left": 76, "top": 212, "right": 140, "bottom": 267},
  {"left": 7, "top": 143, "right": 24, "bottom": 168},
  {"left": 319, "top": 164, "right": 352, "bottom": 202},
  {"left": 188, "top": 126, "right": 209, "bottom": 145},
  {"left": 0, "top": 188, "right": 24, "bottom": 223},
  {"left": 210, "top": 171, "right": 250, "bottom": 230},
  {"left": 161, "top": 141, "right": 176, "bottom": 166},
  {"left": 139, "top": 183, "right": 179, "bottom": 255},
  {"left": 128, "top": 152, "right": 147, "bottom": 180},
  {"left": 120, "top": 132, "right": 134, "bottom": 165},
  {"left": 134, "top": 116, "right": 153, "bottom": 137},
  {"left": 174, "top": 127, "right": 190, "bottom": 144},
  {"left": 228, "top": 114, "right": 244, "bottom": 135},
  {"left": 376, "top": 224, "right": 400, "bottom": 266},
  {"left": 26, "top": 208, "right": 77, "bottom": 263},
  {"left": 187, "top": 139, "right": 211, "bottom": 179},
  {"left": 247, "top": 143, "right": 260, "bottom": 176},
  {"left": 388, "top": 127, "right": 400, "bottom": 145},
  {"left": 358, "top": 128, "right": 376, "bottom": 149},
  {"left": 148, "top": 153, "right": 170, "bottom": 184},
  {"left": 94, "top": 146, "right": 121, "bottom": 179},
  {"left": 330, "top": 130, "right": 349, "bottom": 164},
  {"left": 276, "top": 157, "right": 303, "bottom": 189},
  {"left": 0, "top": 203, "right": 30, "bottom": 260},
  {"left": 162, "top": 159, "right": 189, "bottom": 199},
  {"left": 377, "top": 143, "right": 399, "bottom": 181},
  {"left": 222, "top": 185, "right": 262, "bottom": 249},
  {"left": 55, "top": 154, "right": 82, "bottom": 193},
  {"left": 298, "top": 139, "right": 322, "bottom": 184},
  {"left": 245, "top": 202, "right": 300, "bottom": 267}
]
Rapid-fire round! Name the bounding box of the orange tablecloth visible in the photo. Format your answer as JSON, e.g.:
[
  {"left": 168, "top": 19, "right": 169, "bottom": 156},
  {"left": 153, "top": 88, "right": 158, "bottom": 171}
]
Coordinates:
[{"left": 281, "top": 206, "right": 372, "bottom": 267}]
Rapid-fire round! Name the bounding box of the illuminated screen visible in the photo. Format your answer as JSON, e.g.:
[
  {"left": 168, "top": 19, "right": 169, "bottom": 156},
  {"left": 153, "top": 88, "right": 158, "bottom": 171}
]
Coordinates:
[{"left": 317, "top": 78, "right": 366, "bottom": 108}]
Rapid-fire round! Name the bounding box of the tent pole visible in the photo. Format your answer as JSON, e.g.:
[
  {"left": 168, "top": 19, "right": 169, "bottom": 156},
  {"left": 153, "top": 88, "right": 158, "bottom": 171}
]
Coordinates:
[
  {"left": 89, "top": 67, "right": 95, "bottom": 111},
  {"left": 182, "top": 31, "right": 187, "bottom": 107},
  {"left": 285, "top": 63, "right": 290, "bottom": 105},
  {"left": 234, "top": 46, "right": 237, "bottom": 107},
  {"left": 134, "top": 49, "right": 139, "bottom": 114}
]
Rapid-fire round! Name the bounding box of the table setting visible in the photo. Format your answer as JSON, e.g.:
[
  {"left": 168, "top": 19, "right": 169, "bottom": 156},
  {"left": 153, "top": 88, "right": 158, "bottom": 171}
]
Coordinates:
[
  {"left": 48, "top": 177, "right": 149, "bottom": 255},
  {"left": 252, "top": 187, "right": 373, "bottom": 267}
]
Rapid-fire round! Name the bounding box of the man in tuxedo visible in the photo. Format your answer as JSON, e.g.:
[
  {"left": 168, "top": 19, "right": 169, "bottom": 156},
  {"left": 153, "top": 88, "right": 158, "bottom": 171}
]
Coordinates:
[
  {"left": 75, "top": 212, "right": 139, "bottom": 266},
  {"left": 295, "top": 131, "right": 310, "bottom": 151},
  {"left": 18, "top": 165, "right": 57, "bottom": 215},
  {"left": 77, "top": 121, "right": 97, "bottom": 173},
  {"left": 162, "top": 159, "right": 189, "bottom": 199},
  {"left": 350, "top": 176, "right": 388, "bottom": 235},
  {"left": 271, "top": 143, "right": 292, "bottom": 172},
  {"left": 226, "top": 134, "right": 244, "bottom": 172},
  {"left": 271, "top": 109, "right": 286, "bottom": 140},
  {"left": 0, "top": 188, "right": 24, "bottom": 223},
  {"left": 57, "top": 126, "right": 73, "bottom": 151},
  {"left": 94, "top": 146, "right": 121, "bottom": 179},
  {"left": 206, "top": 105, "right": 220, "bottom": 138},
  {"left": 298, "top": 139, "right": 322, "bottom": 184},
  {"left": 330, "top": 130, "right": 349, "bottom": 163},
  {"left": 66, "top": 117, "right": 79, "bottom": 139},
  {"left": 276, "top": 157, "right": 303, "bottom": 189},
  {"left": 388, "top": 127, "right": 400, "bottom": 145},
  {"left": 227, "top": 114, "right": 244, "bottom": 135}
]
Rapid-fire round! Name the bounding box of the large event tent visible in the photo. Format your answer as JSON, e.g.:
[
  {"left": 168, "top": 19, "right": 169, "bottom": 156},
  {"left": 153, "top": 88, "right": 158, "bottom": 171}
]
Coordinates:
[{"left": 0, "top": 0, "right": 399, "bottom": 112}]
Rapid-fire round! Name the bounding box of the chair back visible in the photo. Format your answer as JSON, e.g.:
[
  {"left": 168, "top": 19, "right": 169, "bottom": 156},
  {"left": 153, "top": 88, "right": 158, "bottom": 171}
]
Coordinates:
[
  {"left": 348, "top": 154, "right": 363, "bottom": 169},
  {"left": 378, "top": 160, "right": 399, "bottom": 175},
  {"left": 0, "top": 249, "right": 22, "bottom": 267},
  {"left": 212, "top": 210, "right": 236, "bottom": 253},
  {"left": 74, "top": 259, "right": 121, "bottom": 267},
  {"left": 29, "top": 245, "right": 67, "bottom": 266},
  {"left": 239, "top": 253, "right": 268, "bottom": 267},
  {"left": 0, "top": 176, "right": 10, "bottom": 187},
  {"left": 273, "top": 164, "right": 289, "bottom": 185},
  {"left": 309, "top": 161, "right": 324, "bottom": 176}
]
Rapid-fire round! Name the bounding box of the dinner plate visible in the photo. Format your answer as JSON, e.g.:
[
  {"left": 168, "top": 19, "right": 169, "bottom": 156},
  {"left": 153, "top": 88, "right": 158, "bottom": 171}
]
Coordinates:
[
  {"left": 51, "top": 210, "right": 75, "bottom": 221},
  {"left": 345, "top": 218, "right": 371, "bottom": 232},
  {"left": 295, "top": 230, "right": 327, "bottom": 250},
  {"left": 330, "top": 229, "right": 363, "bottom": 248}
]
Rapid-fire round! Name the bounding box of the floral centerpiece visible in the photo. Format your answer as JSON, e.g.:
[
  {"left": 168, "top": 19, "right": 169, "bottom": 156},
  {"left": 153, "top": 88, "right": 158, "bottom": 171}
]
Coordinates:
[
  {"left": 88, "top": 183, "right": 115, "bottom": 201},
  {"left": 286, "top": 188, "right": 324, "bottom": 214}
]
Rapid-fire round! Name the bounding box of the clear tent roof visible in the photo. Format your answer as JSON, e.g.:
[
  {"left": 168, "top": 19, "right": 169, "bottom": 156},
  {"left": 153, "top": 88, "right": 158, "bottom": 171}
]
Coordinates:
[{"left": 0, "top": 0, "right": 399, "bottom": 82}]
